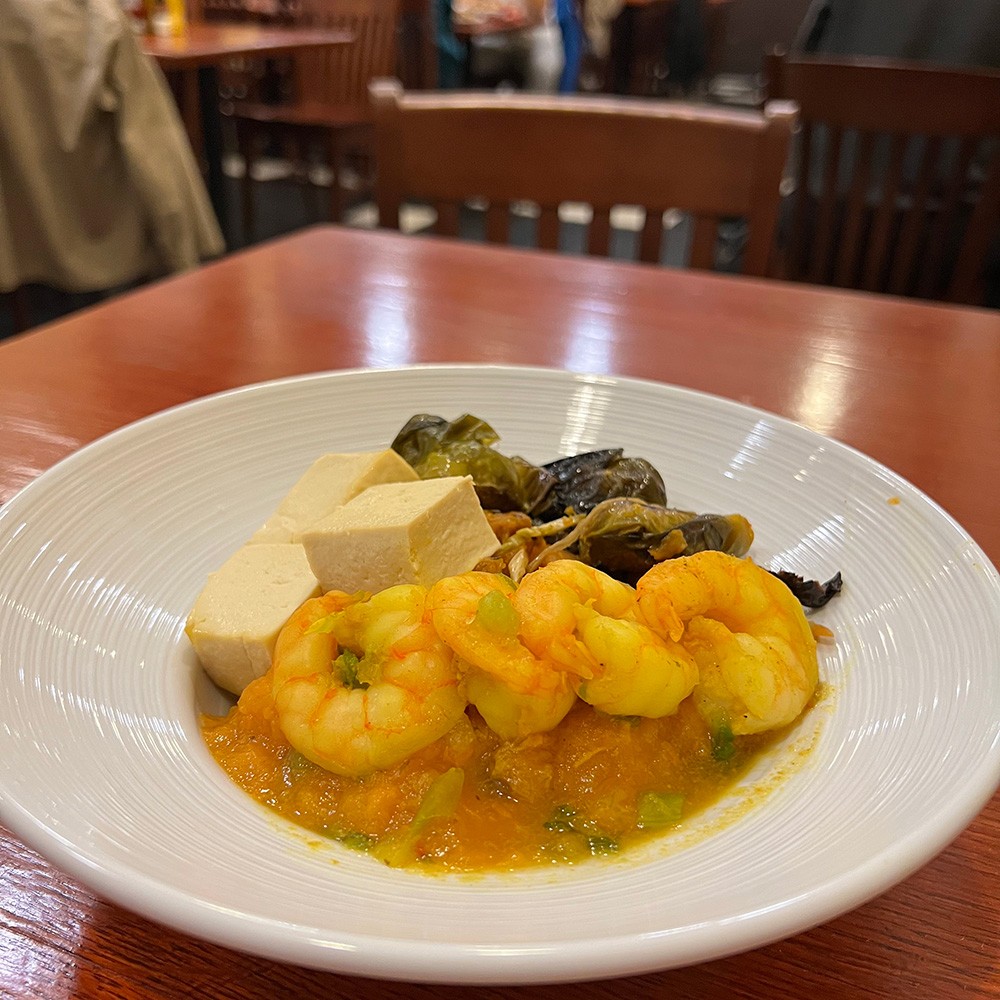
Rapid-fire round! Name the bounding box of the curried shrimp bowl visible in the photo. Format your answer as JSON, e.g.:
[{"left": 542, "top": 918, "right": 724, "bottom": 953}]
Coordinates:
[{"left": 1, "top": 365, "right": 999, "bottom": 985}]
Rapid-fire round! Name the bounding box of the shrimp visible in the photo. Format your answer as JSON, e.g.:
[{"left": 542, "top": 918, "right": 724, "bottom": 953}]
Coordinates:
[
  {"left": 426, "top": 572, "right": 577, "bottom": 740},
  {"left": 271, "top": 585, "right": 466, "bottom": 777},
  {"left": 636, "top": 551, "right": 818, "bottom": 735},
  {"left": 514, "top": 561, "right": 699, "bottom": 718}
]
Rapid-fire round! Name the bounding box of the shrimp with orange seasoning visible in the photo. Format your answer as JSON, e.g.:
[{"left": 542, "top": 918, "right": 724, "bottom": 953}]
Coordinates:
[
  {"left": 636, "top": 551, "right": 819, "bottom": 736},
  {"left": 514, "top": 560, "right": 699, "bottom": 718},
  {"left": 427, "top": 572, "right": 577, "bottom": 740},
  {"left": 271, "top": 585, "right": 466, "bottom": 777}
]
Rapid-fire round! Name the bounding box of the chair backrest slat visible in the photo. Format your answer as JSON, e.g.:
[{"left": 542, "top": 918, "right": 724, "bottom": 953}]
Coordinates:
[
  {"left": 433, "top": 201, "right": 460, "bottom": 238},
  {"left": 485, "top": 203, "right": 508, "bottom": 244},
  {"left": 588, "top": 208, "right": 613, "bottom": 257},
  {"left": 888, "top": 135, "right": 943, "bottom": 296},
  {"left": 785, "top": 120, "right": 813, "bottom": 281},
  {"left": 861, "top": 131, "right": 908, "bottom": 292},
  {"left": 834, "top": 129, "right": 876, "bottom": 287},
  {"left": 638, "top": 210, "right": 663, "bottom": 264},
  {"left": 371, "top": 80, "right": 797, "bottom": 274},
  {"left": 809, "top": 123, "right": 843, "bottom": 284},
  {"left": 951, "top": 152, "right": 1000, "bottom": 304},
  {"left": 689, "top": 216, "right": 718, "bottom": 270},
  {"left": 537, "top": 206, "right": 561, "bottom": 252}
]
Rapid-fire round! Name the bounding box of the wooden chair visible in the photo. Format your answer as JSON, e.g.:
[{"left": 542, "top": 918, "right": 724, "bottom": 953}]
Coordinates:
[
  {"left": 233, "top": 0, "right": 399, "bottom": 236},
  {"left": 764, "top": 51, "right": 1000, "bottom": 305},
  {"left": 370, "top": 80, "right": 796, "bottom": 273}
]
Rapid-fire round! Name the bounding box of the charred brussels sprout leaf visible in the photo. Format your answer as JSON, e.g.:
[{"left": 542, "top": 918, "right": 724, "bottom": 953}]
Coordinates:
[
  {"left": 537, "top": 450, "right": 667, "bottom": 521},
  {"left": 391, "top": 413, "right": 498, "bottom": 465},
  {"left": 537, "top": 498, "right": 754, "bottom": 584},
  {"left": 770, "top": 569, "right": 844, "bottom": 608},
  {"left": 390, "top": 414, "right": 555, "bottom": 514}
]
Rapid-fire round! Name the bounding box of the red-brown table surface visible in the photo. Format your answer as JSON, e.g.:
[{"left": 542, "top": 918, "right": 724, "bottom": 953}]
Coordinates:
[{"left": 1, "top": 225, "right": 998, "bottom": 999}]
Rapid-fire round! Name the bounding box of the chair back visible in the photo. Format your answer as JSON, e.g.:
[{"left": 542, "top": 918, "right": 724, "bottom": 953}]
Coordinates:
[
  {"left": 370, "top": 80, "right": 796, "bottom": 274},
  {"left": 765, "top": 51, "right": 1000, "bottom": 304},
  {"left": 294, "top": 0, "right": 399, "bottom": 111}
]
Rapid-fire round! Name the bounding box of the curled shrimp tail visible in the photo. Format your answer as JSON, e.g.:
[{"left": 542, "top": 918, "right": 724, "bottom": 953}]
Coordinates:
[
  {"left": 272, "top": 586, "right": 467, "bottom": 776},
  {"left": 636, "top": 551, "right": 819, "bottom": 735}
]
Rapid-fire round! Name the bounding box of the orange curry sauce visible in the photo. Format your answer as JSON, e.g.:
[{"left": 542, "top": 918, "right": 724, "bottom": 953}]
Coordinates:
[{"left": 201, "top": 677, "right": 787, "bottom": 871}]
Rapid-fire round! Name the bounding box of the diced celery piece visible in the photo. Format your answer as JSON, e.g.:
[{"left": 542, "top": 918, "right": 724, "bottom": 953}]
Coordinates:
[
  {"left": 413, "top": 767, "right": 465, "bottom": 827},
  {"left": 474, "top": 589, "right": 520, "bottom": 636},
  {"left": 636, "top": 791, "right": 684, "bottom": 828}
]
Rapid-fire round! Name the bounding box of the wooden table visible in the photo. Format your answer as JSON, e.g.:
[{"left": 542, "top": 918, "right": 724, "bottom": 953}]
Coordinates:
[
  {"left": 141, "top": 24, "right": 353, "bottom": 238},
  {"left": 1, "top": 225, "right": 999, "bottom": 998}
]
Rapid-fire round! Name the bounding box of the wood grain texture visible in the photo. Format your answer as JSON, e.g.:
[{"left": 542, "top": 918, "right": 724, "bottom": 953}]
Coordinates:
[
  {"left": 1, "top": 226, "right": 998, "bottom": 999},
  {"left": 370, "top": 80, "right": 796, "bottom": 274}
]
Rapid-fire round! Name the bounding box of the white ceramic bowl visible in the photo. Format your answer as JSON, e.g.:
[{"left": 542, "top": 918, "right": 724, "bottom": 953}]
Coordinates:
[{"left": 1, "top": 365, "right": 998, "bottom": 984}]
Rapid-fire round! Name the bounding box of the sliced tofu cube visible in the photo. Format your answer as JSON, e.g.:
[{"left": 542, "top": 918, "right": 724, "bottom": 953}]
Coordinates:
[
  {"left": 250, "top": 449, "right": 418, "bottom": 543},
  {"left": 301, "top": 476, "right": 499, "bottom": 594},
  {"left": 185, "top": 543, "right": 320, "bottom": 695}
]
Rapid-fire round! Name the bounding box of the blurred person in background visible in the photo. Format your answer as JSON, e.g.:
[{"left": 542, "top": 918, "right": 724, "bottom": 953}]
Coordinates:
[
  {"left": 0, "top": 0, "right": 224, "bottom": 322},
  {"left": 796, "top": 0, "right": 1000, "bottom": 66}
]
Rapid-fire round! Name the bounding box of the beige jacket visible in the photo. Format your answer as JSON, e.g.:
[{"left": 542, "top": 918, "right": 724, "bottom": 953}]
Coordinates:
[{"left": 0, "top": 0, "right": 224, "bottom": 293}]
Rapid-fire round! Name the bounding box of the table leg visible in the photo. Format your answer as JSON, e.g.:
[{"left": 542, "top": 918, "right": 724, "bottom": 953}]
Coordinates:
[{"left": 197, "top": 65, "right": 230, "bottom": 238}]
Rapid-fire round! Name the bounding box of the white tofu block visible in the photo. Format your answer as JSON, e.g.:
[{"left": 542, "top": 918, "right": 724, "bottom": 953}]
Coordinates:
[
  {"left": 185, "top": 544, "right": 321, "bottom": 695},
  {"left": 250, "top": 449, "right": 419, "bottom": 543},
  {"left": 301, "top": 476, "right": 500, "bottom": 594}
]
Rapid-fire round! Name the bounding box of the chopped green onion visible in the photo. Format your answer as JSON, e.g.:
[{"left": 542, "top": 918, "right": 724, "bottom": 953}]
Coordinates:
[
  {"left": 337, "top": 831, "right": 377, "bottom": 852},
  {"left": 544, "top": 804, "right": 578, "bottom": 833},
  {"left": 711, "top": 723, "right": 737, "bottom": 762},
  {"left": 586, "top": 835, "right": 620, "bottom": 855},
  {"left": 334, "top": 648, "right": 366, "bottom": 688}
]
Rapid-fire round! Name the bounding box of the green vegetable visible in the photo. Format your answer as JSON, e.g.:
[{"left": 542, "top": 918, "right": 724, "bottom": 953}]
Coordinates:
[
  {"left": 636, "top": 791, "right": 684, "bottom": 828},
  {"left": 375, "top": 768, "right": 465, "bottom": 867},
  {"left": 586, "top": 835, "right": 620, "bottom": 855},
  {"left": 334, "top": 648, "right": 366, "bottom": 689},
  {"left": 711, "top": 723, "right": 737, "bottom": 762},
  {"left": 412, "top": 767, "right": 465, "bottom": 828},
  {"left": 531, "top": 498, "right": 755, "bottom": 584},
  {"left": 544, "top": 804, "right": 581, "bottom": 834},
  {"left": 474, "top": 589, "right": 520, "bottom": 636},
  {"left": 336, "top": 831, "right": 377, "bottom": 852},
  {"left": 537, "top": 449, "right": 667, "bottom": 521},
  {"left": 390, "top": 413, "right": 556, "bottom": 515}
]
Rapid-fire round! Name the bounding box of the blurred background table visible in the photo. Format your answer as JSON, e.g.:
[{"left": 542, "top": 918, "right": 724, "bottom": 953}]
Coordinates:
[
  {"left": 1, "top": 225, "right": 998, "bottom": 998},
  {"left": 141, "top": 23, "right": 354, "bottom": 234}
]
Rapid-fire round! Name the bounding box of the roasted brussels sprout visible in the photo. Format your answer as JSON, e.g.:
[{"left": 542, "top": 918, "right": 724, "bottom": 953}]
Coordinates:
[
  {"left": 533, "top": 498, "right": 754, "bottom": 583},
  {"left": 391, "top": 414, "right": 555, "bottom": 515},
  {"left": 537, "top": 450, "right": 667, "bottom": 521}
]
